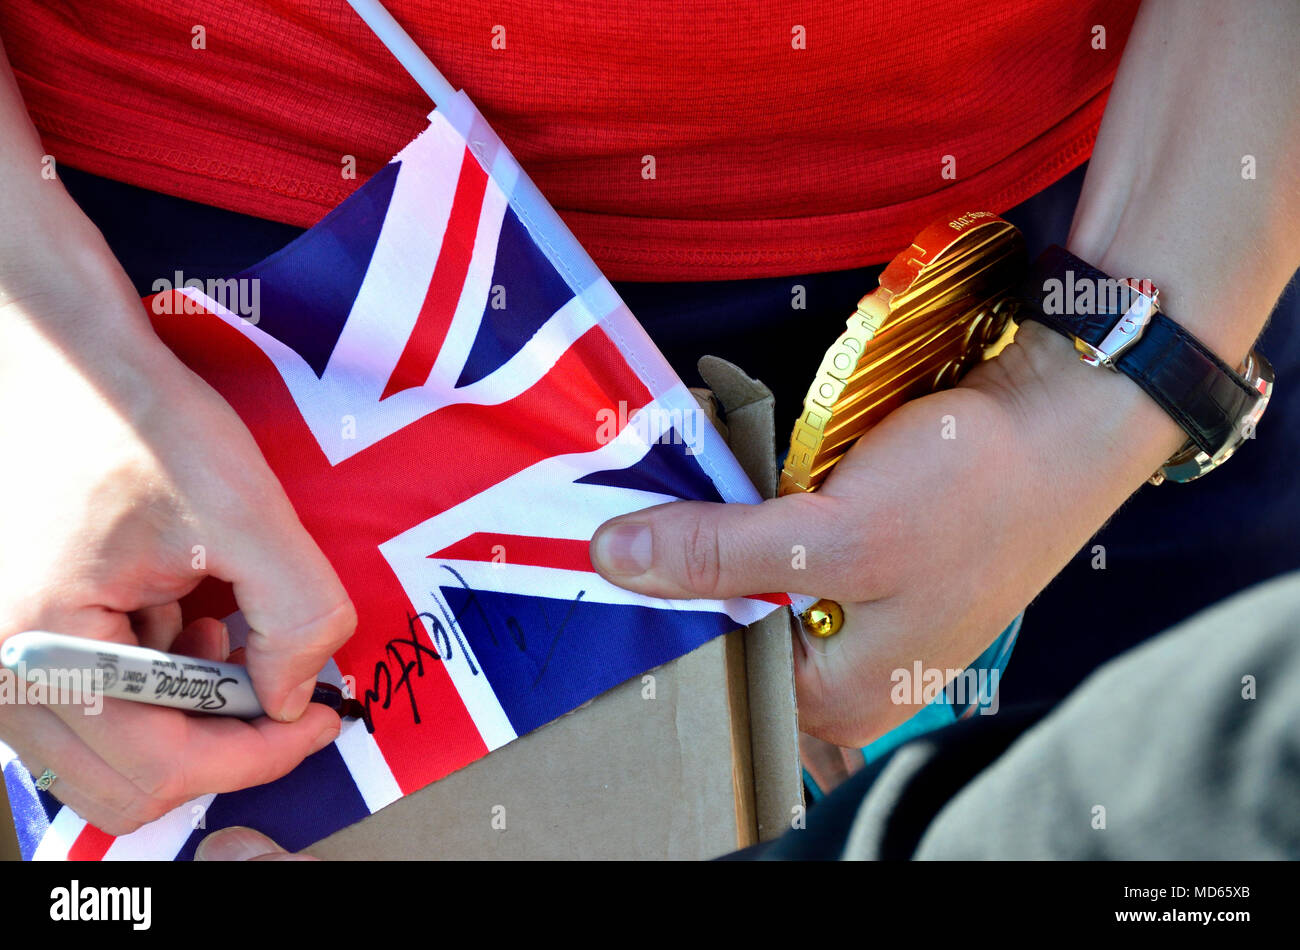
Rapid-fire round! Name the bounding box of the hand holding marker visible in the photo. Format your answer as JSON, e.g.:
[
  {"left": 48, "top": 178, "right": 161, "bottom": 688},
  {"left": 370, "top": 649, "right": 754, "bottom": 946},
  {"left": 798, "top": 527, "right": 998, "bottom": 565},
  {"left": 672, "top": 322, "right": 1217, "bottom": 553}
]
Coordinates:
[{"left": 0, "top": 630, "right": 364, "bottom": 720}]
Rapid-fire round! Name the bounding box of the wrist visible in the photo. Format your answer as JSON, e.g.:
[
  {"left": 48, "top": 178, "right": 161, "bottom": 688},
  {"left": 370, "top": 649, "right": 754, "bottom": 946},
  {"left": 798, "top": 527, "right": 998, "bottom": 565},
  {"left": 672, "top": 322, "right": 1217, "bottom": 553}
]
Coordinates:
[
  {"left": 969, "top": 319, "right": 1187, "bottom": 495},
  {"left": 1, "top": 227, "right": 171, "bottom": 427},
  {"left": 1076, "top": 240, "right": 1271, "bottom": 377},
  {"left": 1008, "top": 235, "right": 1283, "bottom": 490},
  {"left": 1, "top": 200, "right": 154, "bottom": 343}
]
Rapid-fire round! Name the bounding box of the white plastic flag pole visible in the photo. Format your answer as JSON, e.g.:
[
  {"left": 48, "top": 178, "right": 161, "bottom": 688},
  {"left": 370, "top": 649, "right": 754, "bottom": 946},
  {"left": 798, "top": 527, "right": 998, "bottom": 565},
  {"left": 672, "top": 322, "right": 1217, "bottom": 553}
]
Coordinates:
[{"left": 344, "top": 0, "right": 457, "bottom": 109}]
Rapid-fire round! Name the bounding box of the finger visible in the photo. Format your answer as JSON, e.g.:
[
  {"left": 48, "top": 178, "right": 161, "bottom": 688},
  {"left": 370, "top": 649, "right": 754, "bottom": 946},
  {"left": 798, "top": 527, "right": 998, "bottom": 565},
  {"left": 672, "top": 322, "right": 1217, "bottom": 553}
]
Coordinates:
[
  {"left": 2, "top": 703, "right": 181, "bottom": 837},
  {"left": 195, "top": 826, "right": 318, "bottom": 861},
  {"left": 48, "top": 692, "right": 340, "bottom": 804},
  {"left": 173, "top": 706, "right": 342, "bottom": 795},
  {"left": 24, "top": 603, "right": 140, "bottom": 649},
  {"left": 129, "top": 602, "right": 184, "bottom": 651},
  {"left": 170, "top": 617, "right": 229, "bottom": 662},
  {"left": 798, "top": 732, "right": 857, "bottom": 794},
  {"left": 589, "top": 493, "right": 878, "bottom": 601},
  {"left": 213, "top": 502, "right": 357, "bottom": 723}
]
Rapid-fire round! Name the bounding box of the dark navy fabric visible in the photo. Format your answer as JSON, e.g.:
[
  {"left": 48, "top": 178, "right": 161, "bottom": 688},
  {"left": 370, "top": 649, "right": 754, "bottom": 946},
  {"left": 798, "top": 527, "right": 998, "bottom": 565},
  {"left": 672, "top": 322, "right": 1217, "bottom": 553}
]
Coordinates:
[
  {"left": 438, "top": 585, "right": 736, "bottom": 737},
  {"left": 172, "top": 742, "right": 370, "bottom": 861},
  {"left": 231, "top": 161, "right": 401, "bottom": 377},
  {"left": 456, "top": 205, "right": 575, "bottom": 388},
  {"left": 58, "top": 162, "right": 1300, "bottom": 713},
  {"left": 575, "top": 430, "right": 725, "bottom": 504}
]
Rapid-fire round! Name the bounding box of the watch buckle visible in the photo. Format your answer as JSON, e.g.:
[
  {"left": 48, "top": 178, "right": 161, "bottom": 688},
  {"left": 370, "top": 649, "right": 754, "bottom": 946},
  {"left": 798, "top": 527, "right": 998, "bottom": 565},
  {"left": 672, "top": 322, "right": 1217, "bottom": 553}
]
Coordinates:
[
  {"left": 1074, "top": 282, "right": 1159, "bottom": 370},
  {"left": 1148, "top": 349, "right": 1275, "bottom": 485}
]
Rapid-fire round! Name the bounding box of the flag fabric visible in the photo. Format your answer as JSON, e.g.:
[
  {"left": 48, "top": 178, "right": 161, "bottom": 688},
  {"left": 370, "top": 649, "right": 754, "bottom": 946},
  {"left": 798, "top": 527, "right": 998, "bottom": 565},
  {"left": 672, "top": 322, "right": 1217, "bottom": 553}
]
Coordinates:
[{"left": 3, "top": 92, "right": 786, "bottom": 860}]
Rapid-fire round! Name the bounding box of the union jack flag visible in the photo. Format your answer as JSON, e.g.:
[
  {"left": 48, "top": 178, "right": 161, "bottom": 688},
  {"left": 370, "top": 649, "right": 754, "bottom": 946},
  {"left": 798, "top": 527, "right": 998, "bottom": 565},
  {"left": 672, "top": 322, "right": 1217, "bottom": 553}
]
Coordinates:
[{"left": 3, "top": 93, "right": 784, "bottom": 860}]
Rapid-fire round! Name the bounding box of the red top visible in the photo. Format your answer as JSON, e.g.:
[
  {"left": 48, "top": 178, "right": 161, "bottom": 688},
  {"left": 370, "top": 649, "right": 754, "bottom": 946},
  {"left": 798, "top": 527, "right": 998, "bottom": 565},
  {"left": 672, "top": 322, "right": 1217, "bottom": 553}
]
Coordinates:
[{"left": 1, "top": 1, "right": 1139, "bottom": 281}]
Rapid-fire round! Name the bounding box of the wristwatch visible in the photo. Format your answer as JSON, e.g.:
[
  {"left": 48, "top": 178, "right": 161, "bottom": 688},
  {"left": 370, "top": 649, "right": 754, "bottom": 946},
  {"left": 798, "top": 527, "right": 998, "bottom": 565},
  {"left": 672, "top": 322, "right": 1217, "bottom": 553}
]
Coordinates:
[{"left": 1018, "top": 245, "right": 1273, "bottom": 484}]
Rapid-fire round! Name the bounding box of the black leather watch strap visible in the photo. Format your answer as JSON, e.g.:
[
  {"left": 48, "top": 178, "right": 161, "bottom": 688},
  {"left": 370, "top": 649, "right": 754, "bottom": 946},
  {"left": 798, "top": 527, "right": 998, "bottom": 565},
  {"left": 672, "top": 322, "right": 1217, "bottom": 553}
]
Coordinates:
[{"left": 1019, "top": 245, "right": 1257, "bottom": 457}]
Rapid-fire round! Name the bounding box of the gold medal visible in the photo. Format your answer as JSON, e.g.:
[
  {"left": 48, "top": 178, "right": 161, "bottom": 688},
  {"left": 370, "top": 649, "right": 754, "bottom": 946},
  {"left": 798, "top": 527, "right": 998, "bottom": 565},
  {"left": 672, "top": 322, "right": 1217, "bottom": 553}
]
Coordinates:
[{"left": 782, "top": 212, "right": 1026, "bottom": 635}]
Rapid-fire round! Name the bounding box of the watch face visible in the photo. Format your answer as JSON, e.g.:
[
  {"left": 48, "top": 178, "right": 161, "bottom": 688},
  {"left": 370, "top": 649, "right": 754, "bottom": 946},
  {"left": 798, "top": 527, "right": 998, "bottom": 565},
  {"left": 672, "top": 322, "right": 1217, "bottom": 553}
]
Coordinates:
[{"left": 780, "top": 212, "right": 1026, "bottom": 495}]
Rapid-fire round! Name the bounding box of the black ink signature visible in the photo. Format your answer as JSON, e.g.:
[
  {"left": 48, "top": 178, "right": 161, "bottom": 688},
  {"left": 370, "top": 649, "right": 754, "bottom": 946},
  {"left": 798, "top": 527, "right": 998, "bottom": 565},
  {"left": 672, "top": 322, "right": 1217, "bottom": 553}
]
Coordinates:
[
  {"left": 358, "top": 610, "right": 446, "bottom": 733},
  {"left": 438, "top": 564, "right": 585, "bottom": 688},
  {"left": 357, "top": 565, "right": 585, "bottom": 734}
]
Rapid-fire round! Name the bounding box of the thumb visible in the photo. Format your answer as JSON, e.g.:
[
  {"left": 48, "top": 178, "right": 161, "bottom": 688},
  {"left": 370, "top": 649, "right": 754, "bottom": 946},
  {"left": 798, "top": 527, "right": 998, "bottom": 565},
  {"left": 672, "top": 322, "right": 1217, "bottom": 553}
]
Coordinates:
[
  {"left": 589, "top": 494, "right": 846, "bottom": 600},
  {"left": 216, "top": 505, "right": 357, "bottom": 724},
  {"left": 195, "top": 826, "right": 319, "bottom": 862}
]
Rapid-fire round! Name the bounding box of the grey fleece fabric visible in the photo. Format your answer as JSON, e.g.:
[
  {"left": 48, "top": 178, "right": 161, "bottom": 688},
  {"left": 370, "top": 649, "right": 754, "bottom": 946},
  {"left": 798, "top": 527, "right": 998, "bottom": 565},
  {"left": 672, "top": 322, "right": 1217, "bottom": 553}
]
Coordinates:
[{"left": 841, "top": 570, "right": 1300, "bottom": 859}]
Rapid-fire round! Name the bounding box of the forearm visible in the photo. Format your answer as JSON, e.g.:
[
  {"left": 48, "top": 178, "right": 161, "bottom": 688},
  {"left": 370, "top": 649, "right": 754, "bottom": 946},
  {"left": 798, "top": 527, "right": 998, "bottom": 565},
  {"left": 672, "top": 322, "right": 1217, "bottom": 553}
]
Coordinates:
[
  {"left": 981, "top": 0, "right": 1300, "bottom": 501},
  {"left": 1070, "top": 0, "right": 1300, "bottom": 366},
  {"left": 0, "top": 35, "right": 166, "bottom": 429},
  {"left": 957, "top": 0, "right": 1300, "bottom": 586},
  {"left": 0, "top": 36, "right": 144, "bottom": 330}
]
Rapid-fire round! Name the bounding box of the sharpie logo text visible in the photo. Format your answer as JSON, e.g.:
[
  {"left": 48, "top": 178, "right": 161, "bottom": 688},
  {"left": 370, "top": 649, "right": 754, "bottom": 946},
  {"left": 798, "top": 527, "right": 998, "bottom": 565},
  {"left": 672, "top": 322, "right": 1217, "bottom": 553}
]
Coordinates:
[{"left": 150, "top": 668, "right": 236, "bottom": 711}]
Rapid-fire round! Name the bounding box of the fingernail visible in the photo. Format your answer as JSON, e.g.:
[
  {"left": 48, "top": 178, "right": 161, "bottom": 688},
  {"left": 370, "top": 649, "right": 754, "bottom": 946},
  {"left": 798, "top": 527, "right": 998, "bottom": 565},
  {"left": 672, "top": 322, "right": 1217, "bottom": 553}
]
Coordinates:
[
  {"left": 195, "top": 827, "right": 284, "bottom": 862},
  {"left": 278, "top": 677, "right": 317, "bottom": 722},
  {"left": 217, "top": 623, "right": 230, "bottom": 661},
  {"left": 592, "top": 523, "right": 652, "bottom": 576}
]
